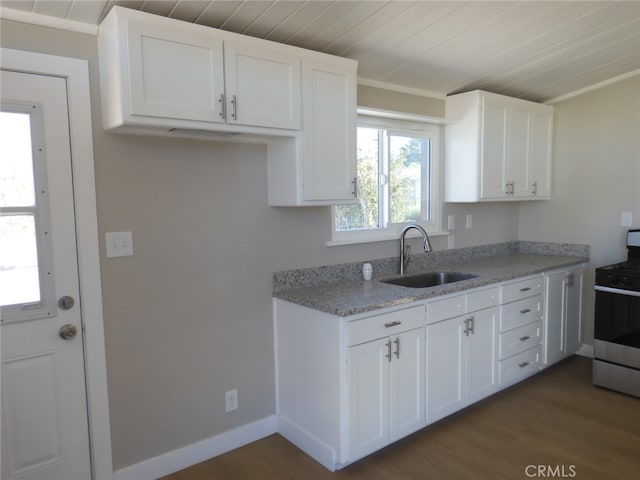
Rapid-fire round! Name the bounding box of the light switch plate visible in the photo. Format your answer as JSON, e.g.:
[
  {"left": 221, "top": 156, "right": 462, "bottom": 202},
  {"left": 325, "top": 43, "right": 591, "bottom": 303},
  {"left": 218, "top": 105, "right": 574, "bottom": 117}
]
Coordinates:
[{"left": 106, "top": 231, "right": 134, "bottom": 258}]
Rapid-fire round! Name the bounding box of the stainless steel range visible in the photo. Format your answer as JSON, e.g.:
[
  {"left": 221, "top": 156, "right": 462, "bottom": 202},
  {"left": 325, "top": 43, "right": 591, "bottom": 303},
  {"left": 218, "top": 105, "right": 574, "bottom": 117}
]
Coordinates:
[{"left": 593, "top": 229, "right": 640, "bottom": 397}]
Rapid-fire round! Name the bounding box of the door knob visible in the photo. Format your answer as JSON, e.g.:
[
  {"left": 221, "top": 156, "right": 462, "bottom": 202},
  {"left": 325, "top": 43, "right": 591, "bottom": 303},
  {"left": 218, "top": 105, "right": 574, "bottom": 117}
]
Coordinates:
[
  {"left": 59, "top": 324, "right": 77, "bottom": 340},
  {"left": 58, "top": 295, "right": 75, "bottom": 310}
]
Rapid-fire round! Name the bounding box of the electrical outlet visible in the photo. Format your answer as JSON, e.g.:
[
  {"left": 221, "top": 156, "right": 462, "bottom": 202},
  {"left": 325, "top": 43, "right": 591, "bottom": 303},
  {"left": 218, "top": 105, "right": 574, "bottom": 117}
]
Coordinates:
[{"left": 225, "top": 389, "right": 238, "bottom": 412}]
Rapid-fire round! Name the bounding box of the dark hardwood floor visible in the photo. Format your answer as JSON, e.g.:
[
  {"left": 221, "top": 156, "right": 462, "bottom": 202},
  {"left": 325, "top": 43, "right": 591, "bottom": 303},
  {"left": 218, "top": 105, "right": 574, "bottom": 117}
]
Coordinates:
[{"left": 160, "top": 356, "right": 639, "bottom": 480}]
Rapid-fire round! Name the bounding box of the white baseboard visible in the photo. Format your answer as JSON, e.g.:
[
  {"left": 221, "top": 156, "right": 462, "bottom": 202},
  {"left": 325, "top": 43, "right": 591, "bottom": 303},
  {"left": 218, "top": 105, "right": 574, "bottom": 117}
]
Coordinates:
[
  {"left": 277, "top": 414, "right": 337, "bottom": 472},
  {"left": 576, "top": 343, "right": 594, "bottom": 358},
  {"left": 113, "top": 415, "right": 277, "bottom": 480}
]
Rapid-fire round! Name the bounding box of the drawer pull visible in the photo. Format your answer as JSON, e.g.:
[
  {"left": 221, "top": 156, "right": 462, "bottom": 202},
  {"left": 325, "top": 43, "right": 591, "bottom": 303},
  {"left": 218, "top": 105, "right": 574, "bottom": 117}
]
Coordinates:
[
  {"left": 519, "top": 335, "right": 531, "bottom": 341},
  {"left": 518, "top": 361, "right": 530, "bottom": 368},
  {"left": 386, "top": 340, "right": 392, "bottom": 362},
  {"left": 520, "top": 287, "right": 532, "bottom": 292},
  {"left": 520, "top": 308, "right": 531, "bottom": 314},
  {"left": 385, "top": 321, "right": 402, "bottom": 328},
  {"left": 394, "top": 338, "right": 400, "bottom": 359}
]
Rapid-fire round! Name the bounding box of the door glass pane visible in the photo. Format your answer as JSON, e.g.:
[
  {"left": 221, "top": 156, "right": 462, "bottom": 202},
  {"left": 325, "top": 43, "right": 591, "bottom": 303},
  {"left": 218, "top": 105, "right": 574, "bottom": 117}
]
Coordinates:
[
  {"left": 0, "top": 111, "right": 36, "bottom": 207},
  {"left": 0, "top": 215, "right": 40, "bottom": 306},
  {"left": 335, "top": 127, "right": 380, "bottom": 230},
  {"left": 389, "top": 135, "right": 429, "bottom": 224}
]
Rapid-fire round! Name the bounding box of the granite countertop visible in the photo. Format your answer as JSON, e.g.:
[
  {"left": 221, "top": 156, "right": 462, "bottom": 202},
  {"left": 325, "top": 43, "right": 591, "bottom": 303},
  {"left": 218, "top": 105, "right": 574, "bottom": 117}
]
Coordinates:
[{"left": 273, "top": 242, "right": 589, "bottom": 317}]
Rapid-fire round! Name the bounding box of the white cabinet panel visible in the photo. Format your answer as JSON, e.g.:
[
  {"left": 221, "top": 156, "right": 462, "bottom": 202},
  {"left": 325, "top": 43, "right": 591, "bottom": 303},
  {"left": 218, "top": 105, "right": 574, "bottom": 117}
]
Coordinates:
[
  {"left": 543, "top": 266, "right": 584, "bottom": 366},
  {"left": 426, "top": 316, "right": 465, "bottom": 423},
  {"left": 349, "top": 338, "right": 389, "bottom": 460},
  {"left": 224, "top": 43, "right": 301, "bottom": 129}
]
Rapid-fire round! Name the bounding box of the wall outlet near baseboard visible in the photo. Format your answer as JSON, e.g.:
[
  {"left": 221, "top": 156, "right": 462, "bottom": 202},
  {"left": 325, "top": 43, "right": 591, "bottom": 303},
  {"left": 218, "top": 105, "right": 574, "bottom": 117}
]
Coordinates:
[{"left": 225, "top": 389, "right": 238, "bottom": 412}]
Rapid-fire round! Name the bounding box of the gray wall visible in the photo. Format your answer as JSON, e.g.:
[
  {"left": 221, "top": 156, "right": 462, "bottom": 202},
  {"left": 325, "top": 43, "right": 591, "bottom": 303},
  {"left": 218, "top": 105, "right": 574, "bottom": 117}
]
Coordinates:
[
  {"left": 3, "top": 18, "right": 636, "bottom": 472},
  {"left": 519, "top": 75, "right": 640, "bottom": 347}
]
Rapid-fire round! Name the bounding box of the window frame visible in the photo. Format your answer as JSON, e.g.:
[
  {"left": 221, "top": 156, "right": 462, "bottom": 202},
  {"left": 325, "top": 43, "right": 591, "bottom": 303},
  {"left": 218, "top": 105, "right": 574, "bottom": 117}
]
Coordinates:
[
  {"left": 329, "top": 110, "right": 445, "bottom": 246},
  {"left": 0, "top": 100, "right": 56, "bottom": 323}
]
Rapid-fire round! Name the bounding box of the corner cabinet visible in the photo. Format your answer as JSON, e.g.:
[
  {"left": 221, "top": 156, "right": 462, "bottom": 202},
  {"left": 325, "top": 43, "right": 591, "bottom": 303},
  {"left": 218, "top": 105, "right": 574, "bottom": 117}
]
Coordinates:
[
  {"left": 445, "top": 90, "right": 553, "bottom": 202},
  {"left": 543, "top": 265, "right": 585, "bottom": 366}
]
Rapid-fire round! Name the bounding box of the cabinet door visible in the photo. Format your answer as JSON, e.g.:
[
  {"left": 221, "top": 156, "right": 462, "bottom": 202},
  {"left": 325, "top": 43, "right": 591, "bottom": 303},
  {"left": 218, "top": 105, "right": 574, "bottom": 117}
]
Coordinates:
[
  {"left": 224, "top": 42, "right": 301, "bottom": 129},
  {"left": 506, "top": 106, "right": 531, "bottom": 198},
  {"left": 480, "top": 99, "right": 509, "bottom": 199},
  {"left": 349, "top": 338, "right": 389, "bottom": 461},
  {"left": 565, "top": 269, "right": 583, "bottom": 356},
  {"left": 389, "top": 328, "right": 425, "bottom": 442},
  {"left": 544, "top": 271, "right": 566, "bottom": 366},
  {"left": 301, "top": 58, "right": 357, "bottom": 202},
  {"left": 426, "top": 318, "right": 465, "bottom": 423},
  {"left": 466, "top": 308, "right": 499, "bottom": 404},
  {"left": 126, "top": 20, "right": 225, "bottom": 122},
  {"left": 528, "top": 109, "right": 553, "bottom": 198}
]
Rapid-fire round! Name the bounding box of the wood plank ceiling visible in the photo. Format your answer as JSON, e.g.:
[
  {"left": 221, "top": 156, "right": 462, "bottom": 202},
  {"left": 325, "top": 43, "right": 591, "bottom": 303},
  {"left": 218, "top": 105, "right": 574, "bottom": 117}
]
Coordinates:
[{"left": 1, "top": 0, "right": 639, "bottom": 103}]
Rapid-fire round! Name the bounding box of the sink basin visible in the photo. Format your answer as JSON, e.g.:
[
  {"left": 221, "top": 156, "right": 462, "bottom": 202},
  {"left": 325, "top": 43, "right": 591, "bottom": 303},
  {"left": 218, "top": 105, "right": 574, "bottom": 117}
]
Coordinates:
[{"left": 381, "top": 271, "right": 477, "bottom": 288}]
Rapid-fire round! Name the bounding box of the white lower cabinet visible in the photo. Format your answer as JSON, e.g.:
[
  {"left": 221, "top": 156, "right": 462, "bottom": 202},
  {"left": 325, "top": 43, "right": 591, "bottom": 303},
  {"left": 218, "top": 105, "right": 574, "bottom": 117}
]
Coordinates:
[
  {"left": 543, "top": 266, "right": 585, "bottom": 366},
  {"left": 498, "top": 275, "right": 544, "bottom": 387},
  {"left": 425, "top": 288, "right": 499, "bottom": 423},
  {"left": 349, "top": 326, "right": 425, "bottom": 461},
  {"left": 274, "top": 266, "right": 584, "bottom": 471}
]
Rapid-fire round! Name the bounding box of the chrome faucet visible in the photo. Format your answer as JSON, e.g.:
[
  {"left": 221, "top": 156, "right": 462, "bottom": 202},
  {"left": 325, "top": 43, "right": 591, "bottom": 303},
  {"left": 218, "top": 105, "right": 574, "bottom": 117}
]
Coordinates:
[{"left": 399, "top": 224, "right": 432, "bottom": 275}]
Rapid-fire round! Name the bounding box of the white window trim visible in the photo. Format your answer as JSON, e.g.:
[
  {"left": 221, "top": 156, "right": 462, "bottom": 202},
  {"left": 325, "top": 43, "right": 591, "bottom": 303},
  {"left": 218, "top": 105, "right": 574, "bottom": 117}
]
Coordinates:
[{"left": 328, "top": 109, "right": 446, "bottom": 247}]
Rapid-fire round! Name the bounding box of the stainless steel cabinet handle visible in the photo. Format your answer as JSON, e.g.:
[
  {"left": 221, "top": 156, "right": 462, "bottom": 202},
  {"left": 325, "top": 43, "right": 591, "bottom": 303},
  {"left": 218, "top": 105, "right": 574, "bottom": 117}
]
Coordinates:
[
  {"left": 231, "top": 95, "right": 237, "bottom": 120},
  {"left": 219, "top": 94, "right": 226, "bottom": 119},
  {"left": 463, "top": 318, "right": 472, "bottom": 336},
  {"left": 351, "top": 177, "right": 358, "bottom": 197},
  {"left": 386, "top": 340, "right": 392, "bottom": 362},
  {"left": 469, "top": 316, "right": 475, "bottom": 334},
  {"left": 394, "top": 338, "right": 400, "bottom": 359},
  {"left": 520, "top": 287, "right": 531, "bottom": 292},
  {"left": 385, "top": 321, "right": 402, "bottom": 328},
  {"left": 532, "top": 181, "right": 538, "bottom": 195},
  {"left": 519, "top": 335, "right": 531, "bottom": 341},
  {"left": 518, "top": 361, "right": 530, "bottom": 368},
  {"left": 520, "top": 308, "right": 531, "bottom": 314}
]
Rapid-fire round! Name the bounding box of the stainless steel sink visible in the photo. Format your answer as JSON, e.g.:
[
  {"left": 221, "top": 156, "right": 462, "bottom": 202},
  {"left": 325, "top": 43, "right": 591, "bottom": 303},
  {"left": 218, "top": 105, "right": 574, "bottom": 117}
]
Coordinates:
[{"left": 381, "top": 271, "right": 477, "bottom": 288}]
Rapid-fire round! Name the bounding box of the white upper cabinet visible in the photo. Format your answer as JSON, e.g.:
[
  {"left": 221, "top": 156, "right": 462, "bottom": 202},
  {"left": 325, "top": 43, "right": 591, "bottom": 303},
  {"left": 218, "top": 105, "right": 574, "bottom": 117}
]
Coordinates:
[
  {"left": 445, "top": 90, "right": 553, "bottom": 202},
  {"left": 267, "top": 56, "right": 357, "bottom": 206},
  {"left": 223, "top": 42, "right": 301, "bottom": 130},
  {"left": 99, "top": 6, "right": 301, "bottom": 133},
  {"left": 124, "top": 19, "right": 225, "bottom": 124}
]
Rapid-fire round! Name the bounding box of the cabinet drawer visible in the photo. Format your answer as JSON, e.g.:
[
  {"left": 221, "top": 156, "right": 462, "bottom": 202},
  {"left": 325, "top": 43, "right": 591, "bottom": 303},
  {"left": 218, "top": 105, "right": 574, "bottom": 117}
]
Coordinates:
[
  {"left": 466, "top": 287, "right": 499, "bottom": 313},
  {"left": 499, "top": 345, "right": 542, "bottom": 387},
  {"left": 426, "top": 295, "right": 465, "bottom": 324},
  {"left": 500, "top": 295, "right": 542, "bottom": 332},
  {"left": 499, "top": 320, "right": 542, "bottom": 360},
  {"left": 348, "top": 305, "right": 425, "bottom": 346},
  {"left": 500, "top": 276, "right": 543, "bottom": 304}
]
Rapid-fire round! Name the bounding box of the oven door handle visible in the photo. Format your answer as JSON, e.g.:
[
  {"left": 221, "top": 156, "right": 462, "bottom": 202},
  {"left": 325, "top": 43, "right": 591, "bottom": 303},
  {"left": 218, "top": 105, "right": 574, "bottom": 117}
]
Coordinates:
[{"left": 595, "top": 285, "right": 640, "bottom": 297}]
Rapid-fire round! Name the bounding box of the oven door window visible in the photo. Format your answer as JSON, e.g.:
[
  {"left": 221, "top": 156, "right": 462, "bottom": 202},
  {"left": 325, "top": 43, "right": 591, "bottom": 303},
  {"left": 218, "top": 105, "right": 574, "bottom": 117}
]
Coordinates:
[{"left": 595, "top": 290, "right": 640, "bottom": 348}]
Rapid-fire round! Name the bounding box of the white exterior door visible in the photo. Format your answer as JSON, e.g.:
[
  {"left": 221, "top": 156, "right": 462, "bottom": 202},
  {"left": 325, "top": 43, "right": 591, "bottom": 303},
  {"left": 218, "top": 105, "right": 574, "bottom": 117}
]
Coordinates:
[{"left": 1, "top": 70, "right": 92, "bottom": 480}]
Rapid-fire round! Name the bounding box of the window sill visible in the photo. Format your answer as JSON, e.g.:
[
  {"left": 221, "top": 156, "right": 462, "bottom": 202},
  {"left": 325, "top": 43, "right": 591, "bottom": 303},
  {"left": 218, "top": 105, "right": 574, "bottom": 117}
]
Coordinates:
[{"left": 326, "top": 230, "right": 449, "bottom": 247}]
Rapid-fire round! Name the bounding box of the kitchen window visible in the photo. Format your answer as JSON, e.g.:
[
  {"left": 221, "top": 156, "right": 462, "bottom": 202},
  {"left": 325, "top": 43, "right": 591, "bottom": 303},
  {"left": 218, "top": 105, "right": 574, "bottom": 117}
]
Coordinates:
[{"left": 330, "top": 112, "right": 442, "bottom": 245}]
